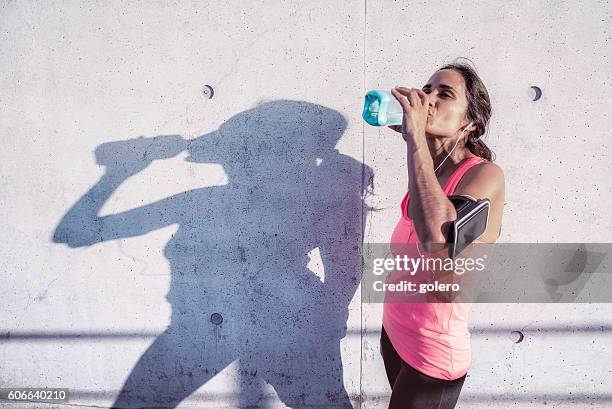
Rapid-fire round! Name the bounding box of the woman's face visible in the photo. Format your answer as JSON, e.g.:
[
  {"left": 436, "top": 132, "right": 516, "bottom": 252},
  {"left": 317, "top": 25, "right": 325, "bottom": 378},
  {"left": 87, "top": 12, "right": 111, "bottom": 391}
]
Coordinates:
[{"left": 422, "top": 69, "right": 473, "bottom": 138}]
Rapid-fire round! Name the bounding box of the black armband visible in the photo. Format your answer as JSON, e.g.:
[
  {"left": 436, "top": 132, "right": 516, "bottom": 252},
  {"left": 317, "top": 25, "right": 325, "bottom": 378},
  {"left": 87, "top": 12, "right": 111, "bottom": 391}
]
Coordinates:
[{"left": 446, "top": 194, "right": 491, "bottom": 259}]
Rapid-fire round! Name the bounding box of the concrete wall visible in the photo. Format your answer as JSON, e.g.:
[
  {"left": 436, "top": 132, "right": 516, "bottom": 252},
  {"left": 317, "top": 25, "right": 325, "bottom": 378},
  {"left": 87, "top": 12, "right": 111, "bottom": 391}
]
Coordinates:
[{"left": 1, "top": 1, "right": 610, "bottom": 408}]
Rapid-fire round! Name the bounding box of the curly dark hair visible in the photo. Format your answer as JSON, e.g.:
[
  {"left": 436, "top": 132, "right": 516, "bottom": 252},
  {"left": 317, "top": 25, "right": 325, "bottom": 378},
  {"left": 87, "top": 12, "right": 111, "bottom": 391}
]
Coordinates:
[{"left": 439, "top": 58, "right": 495, "bottom": 161}]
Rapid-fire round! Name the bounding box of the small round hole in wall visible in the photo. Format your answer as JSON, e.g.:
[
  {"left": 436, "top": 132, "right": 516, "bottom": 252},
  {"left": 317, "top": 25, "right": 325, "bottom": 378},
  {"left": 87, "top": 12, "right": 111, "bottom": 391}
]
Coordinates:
[
  {"left": 210, "top": 312, "right": 223, "bottom": 325},
  {"left": 510, "top": 330, "right": 524, "bottom": 343},
  {"left": 529, "top": 86, "right": 542, "bottom": 101},
  {"left": 202, "top": 85, "right": 214, "bottom": 99}
]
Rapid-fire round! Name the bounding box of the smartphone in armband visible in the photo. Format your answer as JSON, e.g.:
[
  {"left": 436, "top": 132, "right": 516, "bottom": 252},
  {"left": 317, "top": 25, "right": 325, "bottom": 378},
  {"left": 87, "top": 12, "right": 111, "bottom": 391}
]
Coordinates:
[{"left": 447, "top": 194, "right": 491, "bottom": 259}]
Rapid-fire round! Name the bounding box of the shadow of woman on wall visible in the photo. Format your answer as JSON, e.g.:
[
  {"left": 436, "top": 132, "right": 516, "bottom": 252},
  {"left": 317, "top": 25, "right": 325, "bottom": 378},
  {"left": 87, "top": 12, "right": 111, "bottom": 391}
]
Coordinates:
[{"left": 53, "top": 100, "right": 375, "bottom": 408}]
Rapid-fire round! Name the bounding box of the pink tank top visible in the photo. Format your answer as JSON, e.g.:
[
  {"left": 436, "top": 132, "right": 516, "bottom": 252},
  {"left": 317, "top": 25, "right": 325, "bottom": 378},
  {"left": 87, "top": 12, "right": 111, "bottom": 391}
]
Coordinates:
[{"left": 382, "top": 155, "right": 488, "bottom": 381}]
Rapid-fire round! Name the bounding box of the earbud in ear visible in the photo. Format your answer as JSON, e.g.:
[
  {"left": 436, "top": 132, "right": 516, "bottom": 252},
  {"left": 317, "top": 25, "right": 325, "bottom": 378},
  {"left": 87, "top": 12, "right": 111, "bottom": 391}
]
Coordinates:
[{"left": 465, "top": 122, "right": 480, "bottom": 142}]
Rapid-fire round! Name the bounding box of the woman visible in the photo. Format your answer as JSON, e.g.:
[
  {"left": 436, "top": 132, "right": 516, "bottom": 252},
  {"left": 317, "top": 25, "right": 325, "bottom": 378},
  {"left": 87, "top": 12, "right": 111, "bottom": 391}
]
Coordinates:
[{"left": 380, "top": 60, "right": 505, "bottom": 408}]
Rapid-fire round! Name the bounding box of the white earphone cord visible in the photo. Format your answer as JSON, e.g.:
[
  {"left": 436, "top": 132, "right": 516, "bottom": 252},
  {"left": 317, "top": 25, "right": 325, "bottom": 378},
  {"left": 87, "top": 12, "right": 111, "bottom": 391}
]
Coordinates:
[
  {"left": 418, "top": 122, "right": 474, "bottom": 259},
  {"left": 433, "top": 123, "right": 473, "bottom": 175}
]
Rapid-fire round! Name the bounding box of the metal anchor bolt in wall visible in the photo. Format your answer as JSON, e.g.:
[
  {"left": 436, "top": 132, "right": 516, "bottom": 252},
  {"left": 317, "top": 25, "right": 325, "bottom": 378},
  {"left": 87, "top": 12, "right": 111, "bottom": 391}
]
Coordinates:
[
  {"left": 210, "top": 312, "right": 223, "bottom": 325},
  {"left": 202, "top": 85, "right": 214, "bottom": 99},
  {"left": 509, "top": 330, "right": 525, "bottom": 343},
  {"left": 529, "top": 86, "right": 542, "bottom": 101}
]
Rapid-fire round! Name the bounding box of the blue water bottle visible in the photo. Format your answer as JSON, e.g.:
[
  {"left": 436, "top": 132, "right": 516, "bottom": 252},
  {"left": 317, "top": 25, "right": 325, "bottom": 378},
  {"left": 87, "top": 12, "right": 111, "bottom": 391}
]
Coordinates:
[{"left": 362, "top": 90, "right": 404, "bottom": 126}]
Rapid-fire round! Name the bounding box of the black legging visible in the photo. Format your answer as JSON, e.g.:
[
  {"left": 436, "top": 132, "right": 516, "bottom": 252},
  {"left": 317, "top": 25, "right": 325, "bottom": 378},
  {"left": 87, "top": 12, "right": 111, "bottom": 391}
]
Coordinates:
[{"left": 380, "top": 325, "right": 467, "bottom": 409}]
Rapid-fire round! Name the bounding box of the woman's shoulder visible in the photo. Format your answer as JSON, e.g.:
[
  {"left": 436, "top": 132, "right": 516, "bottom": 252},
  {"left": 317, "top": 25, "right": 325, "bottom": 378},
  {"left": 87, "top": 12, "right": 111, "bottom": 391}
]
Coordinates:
[
  {"left": 456, "top": 157, "right": 505, "bottom": 195},
  {"left": 465, "top": 154, "right": 503, "bottom": 175}
]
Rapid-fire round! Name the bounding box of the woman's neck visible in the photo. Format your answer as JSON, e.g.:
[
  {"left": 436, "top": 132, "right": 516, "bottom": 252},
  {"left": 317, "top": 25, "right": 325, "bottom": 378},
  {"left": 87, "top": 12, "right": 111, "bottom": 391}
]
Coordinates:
[{"left": 428, "top": 136, "right": 473, "bottom": 175}]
